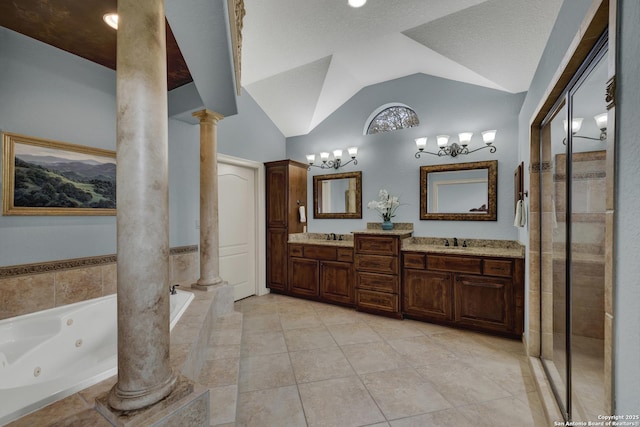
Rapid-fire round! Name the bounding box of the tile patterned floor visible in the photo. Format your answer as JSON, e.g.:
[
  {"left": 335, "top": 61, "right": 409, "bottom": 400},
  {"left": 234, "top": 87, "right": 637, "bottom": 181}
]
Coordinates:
[{"left": 233, "top": 293, "right": 546, "bottom": 427}]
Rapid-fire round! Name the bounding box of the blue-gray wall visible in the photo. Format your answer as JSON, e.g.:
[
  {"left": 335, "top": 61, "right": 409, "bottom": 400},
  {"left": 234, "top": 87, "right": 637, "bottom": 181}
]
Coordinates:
[
  {"left": 0, "top": 27, "right": 285, "bottom": 266},
  {"left": 287, "top": 73, "right": 525, "bottom": 240}
]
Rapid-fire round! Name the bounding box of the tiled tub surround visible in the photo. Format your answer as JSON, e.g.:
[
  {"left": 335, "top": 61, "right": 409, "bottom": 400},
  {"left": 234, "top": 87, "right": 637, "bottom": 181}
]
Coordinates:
[
  {"left": 0, "top": 290, "right": 194, "bottom": 424},
  {"left": 0, "top": 246, "right": 199, "bottom": 320},
  {"left": 6, "top": 282, "right": 242, "bottom": 427}
]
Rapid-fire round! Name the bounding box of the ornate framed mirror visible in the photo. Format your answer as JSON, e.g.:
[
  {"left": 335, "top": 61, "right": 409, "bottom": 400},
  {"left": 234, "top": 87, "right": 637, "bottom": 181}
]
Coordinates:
[
  {"left": 420, "top": 160, "right": 497, "bottom": 221},
  {"left": 313, "top": 171, "right": 362, "bottom": 219}
]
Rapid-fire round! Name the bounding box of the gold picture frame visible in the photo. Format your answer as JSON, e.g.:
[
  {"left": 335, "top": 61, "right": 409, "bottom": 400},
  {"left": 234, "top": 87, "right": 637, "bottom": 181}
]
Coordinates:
[
  {"left": 2, "top": 132, "right": 116, "bottom": 216},
  {"left": 419, "top": 160, "right": 498, "bottom": 221}
]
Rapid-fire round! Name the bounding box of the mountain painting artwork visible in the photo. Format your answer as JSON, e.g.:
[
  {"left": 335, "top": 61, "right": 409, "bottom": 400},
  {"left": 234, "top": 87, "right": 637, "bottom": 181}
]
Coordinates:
[{"left": 2, "top": 132, "right": 116, "bottom": 216}]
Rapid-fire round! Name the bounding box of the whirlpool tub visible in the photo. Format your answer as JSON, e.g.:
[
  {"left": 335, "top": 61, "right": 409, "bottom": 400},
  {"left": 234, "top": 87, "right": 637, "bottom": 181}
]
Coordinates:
[{"left": 0, "top": 289, "right": 194, "bottom": 425}]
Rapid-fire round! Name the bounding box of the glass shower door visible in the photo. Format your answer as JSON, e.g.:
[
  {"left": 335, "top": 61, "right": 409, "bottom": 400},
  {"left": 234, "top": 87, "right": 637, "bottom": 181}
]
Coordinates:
[
  {"left": 568, "top": 44, "right": 607, "bottom": 423},
  {"left": 540, "top": 100, "right": 569, "bottom": 418},
  {"left": 540, "top": 34, "right": 608, "bottom": 422}
]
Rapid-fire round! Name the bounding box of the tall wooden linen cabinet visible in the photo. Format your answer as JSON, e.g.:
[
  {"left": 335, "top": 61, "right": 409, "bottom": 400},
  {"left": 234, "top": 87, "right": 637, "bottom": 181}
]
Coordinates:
[{"left": 265, "top": 160, "right": 308, "bottom": 292}]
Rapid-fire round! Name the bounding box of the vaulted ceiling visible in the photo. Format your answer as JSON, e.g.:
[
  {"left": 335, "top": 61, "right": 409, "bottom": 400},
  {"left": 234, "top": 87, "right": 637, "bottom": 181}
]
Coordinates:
[
  {"left": 0, "top": 0, "right": 564, "bottom": 137},
  {"left": 241, "top": 0, "right": 564, "bottom": 137}
]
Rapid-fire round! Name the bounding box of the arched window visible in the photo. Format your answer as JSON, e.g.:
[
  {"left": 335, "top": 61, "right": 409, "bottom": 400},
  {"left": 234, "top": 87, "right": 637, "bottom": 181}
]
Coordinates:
[{"left": 365, "top": 104, "right": 419, "bottom": 135}]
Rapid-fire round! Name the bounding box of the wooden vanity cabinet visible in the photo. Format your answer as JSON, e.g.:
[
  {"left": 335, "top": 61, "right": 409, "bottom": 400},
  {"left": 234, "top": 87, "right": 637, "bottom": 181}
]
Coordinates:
[
  {"left": 402, "top": 251, "right": 524, "bottom": 337},
  {"left": 403, "top": 269, "right": 453, "bottom": 321},
  {"left": 354, "top": 234, "right": 405, "bottom": 318},
  {"left": 320, "top": 260, "right": 354, "bottom": 305},
  {"left": 265, "top": 160, "right": 307, "bottom": 292},
  {"left": 288, "top": 244, "right": 355, "bottom": 306},
  {"left": 454, "top": 273, "right": 513, "bottom": 333}
]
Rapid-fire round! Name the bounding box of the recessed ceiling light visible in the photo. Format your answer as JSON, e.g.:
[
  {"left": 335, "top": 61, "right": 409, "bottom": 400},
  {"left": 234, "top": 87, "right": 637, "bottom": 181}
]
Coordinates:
[
  {"left": 103, "top": 13, "right": 119, "bottom": 30},
  {"left": 348, "top": 0, "right": 366, "bottom": 7}
]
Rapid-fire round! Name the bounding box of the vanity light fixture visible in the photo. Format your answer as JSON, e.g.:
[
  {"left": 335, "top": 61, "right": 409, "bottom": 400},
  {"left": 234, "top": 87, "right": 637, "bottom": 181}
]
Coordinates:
[
  {"left": 306, "top": 147, "right": 358, "bottom": 170},
  {"left": 414, "top": 130, "right": 497, "bottom": 158},
  {"left": 562, "top": 114, "right": 607, "bottom": 145},
  {"left": 103, "top": 13, "right": 119, "bottom": 30}
]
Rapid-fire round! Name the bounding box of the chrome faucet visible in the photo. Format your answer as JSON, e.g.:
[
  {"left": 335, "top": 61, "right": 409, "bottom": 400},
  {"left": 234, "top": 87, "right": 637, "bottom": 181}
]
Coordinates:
[
  {"left": 453, "top": 237, "right": 458, "bottom": 247},
  {"left": 170, "top": 284, "right": 180, "bottom": 295}
]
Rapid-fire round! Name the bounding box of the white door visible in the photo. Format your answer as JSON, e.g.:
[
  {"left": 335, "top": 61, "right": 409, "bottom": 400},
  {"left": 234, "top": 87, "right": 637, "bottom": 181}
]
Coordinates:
[{"left": 218, "top": 162, "right": 256, "bottom": 301}]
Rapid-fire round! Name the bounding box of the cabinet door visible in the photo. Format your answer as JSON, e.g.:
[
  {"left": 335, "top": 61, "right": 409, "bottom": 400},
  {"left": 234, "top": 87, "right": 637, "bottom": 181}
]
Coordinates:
[
  {"left": 289, "top": 257, "right": 319, "bottom": 298},
  {"left": 266, "top": 165, "right": 287, "bottom": 228},
  {"left": 454, "top": 274, "right": 513, "bottom": 333},
  {"left": 267, "top": 228, "right": 288, "bottom": 291},
  {"left": 403, "top": 269, "right": 453, "bottom": 321},
  {"left": 320, "top": 261, "right": 354, "bottom": 305}
]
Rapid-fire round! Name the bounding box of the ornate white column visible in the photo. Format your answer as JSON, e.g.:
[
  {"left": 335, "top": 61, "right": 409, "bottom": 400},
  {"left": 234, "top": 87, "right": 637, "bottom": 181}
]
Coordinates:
[
  {"left": 192, "top": 109, "right": 226, "bottom": 291},
  {"left": 108, "top": 0, "right": 176, "bottom": 411}
]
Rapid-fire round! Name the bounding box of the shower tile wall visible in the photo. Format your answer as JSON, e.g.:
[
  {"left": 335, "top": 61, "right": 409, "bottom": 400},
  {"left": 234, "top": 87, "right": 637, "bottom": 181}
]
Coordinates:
[
  {"left": 0, "top": 246, "right": 199, "bottom": 320},
  {"left": 554, "top": 151, "right": 606, "bottom": 340}
]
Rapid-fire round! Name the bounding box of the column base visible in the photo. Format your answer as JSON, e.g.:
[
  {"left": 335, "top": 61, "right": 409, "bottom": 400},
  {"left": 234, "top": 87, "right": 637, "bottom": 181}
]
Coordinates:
[
  {"left": 106, "top": 370, "right": 177, "bottom": 412},
  {"left": 192, "top": 276, "right": 225, "bottom": 291},
  {"left": 191, "top": 281, "right": 235, "bottom": 315},
  {"left": 96, "top": 374, "right": 209, "bottom": 427}
]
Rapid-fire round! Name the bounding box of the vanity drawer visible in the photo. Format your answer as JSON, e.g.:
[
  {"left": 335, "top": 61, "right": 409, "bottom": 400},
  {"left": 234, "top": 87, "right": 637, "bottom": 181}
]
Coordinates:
[
  {"left": 289, "top": 244, "right": 304, "bottom": 257},
  {"left": 356, "top": 289, "right": 399, "bottom": 313},
  {"left": 337, "top": 247, "right": 354, "bottom": 262},
  {"left": 403, "top": 252, "right": 426, "bottom": 269},
  {"left": 356, "top": 272, "right": 398, "bottom": 293},
  {"left": 427, "top": 255, "right": 482, "bottom": 274},
  {"left": 355, "top": 235, "right": 398, "bottom": 255},
  {"left": 304, "top": 245, "right": 337, "bottom": 260},
  {"left": 355, "top": 254, "right": 398, "bottom": 274},
  {"left": 483, "top": 259, "right": 513, "bottom": 277}
]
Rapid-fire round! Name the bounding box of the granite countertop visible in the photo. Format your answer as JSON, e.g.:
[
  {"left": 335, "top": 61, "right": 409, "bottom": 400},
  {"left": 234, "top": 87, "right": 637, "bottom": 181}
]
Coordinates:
[
  {"left": 288, "top": 231, "right": 525, "bottom": 258},
  {"left": 402, "top": 237, "right": 525, "bottom": 259},
  {"left": 289, "top": 233, "right": 355, "bottom": 247}
]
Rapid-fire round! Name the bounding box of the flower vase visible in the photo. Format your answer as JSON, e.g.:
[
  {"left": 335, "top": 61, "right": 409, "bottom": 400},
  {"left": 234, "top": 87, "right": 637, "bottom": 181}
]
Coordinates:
[{"left": 381, "top": 220, "right": 393, "bottom": 230}]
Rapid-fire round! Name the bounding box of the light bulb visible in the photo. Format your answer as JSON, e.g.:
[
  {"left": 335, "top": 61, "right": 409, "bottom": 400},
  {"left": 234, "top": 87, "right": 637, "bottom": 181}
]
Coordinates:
[
  {"left": 306, "top": 154, "right": 316, "bottom": 164},
  {"left": 415, "top": 137, "right": 427, "bottom": 151},
  {"left": 103, "top": 13, "right": 118, "bottom": 30},
  {"left": 594, "top": 113, "right": 607, "bottom": 130},
  {"left": 320, "top": 152, "right": 330, "bottom": 162},
  {"left": 348, "top": 0, "right": 367, "bottom": 7},
  {"left": 347, "top": 147, "right": 358, "bottom": 158},
  {"left": 436, "top": 135, "right": 449, "bottom": 148},
  {"left": 458, "top": 132, "right": 473, "bottom": 146},
  {"left": 482, "top": 130, "right": 497, "bottom": 145},
  {"left": 333, "top": 149, "right": 343, "bottom": 160}
]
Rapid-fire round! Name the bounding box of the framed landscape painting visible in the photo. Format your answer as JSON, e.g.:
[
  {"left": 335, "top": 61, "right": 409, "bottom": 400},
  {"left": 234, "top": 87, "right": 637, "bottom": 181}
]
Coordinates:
[{"left": 2, "top": 132, "right": 116, "bottom": 216}]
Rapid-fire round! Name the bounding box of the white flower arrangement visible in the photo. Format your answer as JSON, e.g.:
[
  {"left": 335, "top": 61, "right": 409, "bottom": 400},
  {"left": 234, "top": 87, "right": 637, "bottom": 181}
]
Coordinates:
[{"left": 367, "top": 189, "right": 400, "bottom": 222}]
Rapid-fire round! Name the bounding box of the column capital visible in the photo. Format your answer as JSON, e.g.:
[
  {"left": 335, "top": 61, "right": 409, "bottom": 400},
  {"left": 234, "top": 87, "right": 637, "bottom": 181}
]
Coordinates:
[{"left": 192, "top": 109, "right": 225, "bottom": 123}]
